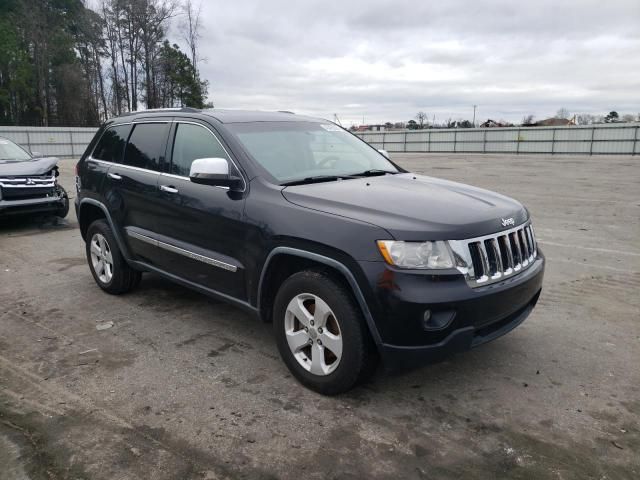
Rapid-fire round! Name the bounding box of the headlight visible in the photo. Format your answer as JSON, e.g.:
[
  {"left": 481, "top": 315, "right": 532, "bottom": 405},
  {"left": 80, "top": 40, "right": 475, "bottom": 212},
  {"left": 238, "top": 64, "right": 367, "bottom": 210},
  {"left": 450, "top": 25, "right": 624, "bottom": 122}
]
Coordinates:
[{"left": 377, "top": 240, "right": 454, "bottom": 269}]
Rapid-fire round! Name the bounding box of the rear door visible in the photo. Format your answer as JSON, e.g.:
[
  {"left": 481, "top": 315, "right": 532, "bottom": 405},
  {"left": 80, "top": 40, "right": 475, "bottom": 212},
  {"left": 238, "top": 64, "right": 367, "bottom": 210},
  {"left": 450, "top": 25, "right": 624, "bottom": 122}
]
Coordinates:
[
  {"left": 152, "top": 120, "right": 248, "bottom": 300},
  {"left": 102, "top": 121, "right": 170, "bottom": 264}
]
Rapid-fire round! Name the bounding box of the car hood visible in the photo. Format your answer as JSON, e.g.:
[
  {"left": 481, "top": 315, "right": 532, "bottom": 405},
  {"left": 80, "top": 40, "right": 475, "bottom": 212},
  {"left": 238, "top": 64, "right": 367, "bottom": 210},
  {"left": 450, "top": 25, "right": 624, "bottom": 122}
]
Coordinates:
[
  {"left": 0, "top": 157, "right": 59, "bottom": 176},
  {"left": 281, "top": 173, "right": 528, "bottom": 240}
]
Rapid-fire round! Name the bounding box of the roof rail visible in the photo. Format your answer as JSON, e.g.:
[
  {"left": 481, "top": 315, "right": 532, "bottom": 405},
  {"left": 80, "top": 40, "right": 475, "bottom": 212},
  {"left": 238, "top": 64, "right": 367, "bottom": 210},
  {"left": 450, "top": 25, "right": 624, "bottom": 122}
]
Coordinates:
[
  {"left": 277, "top": 110, "right": 295, "bottom": 114},
  {"left": 118, "top": 107, "right": 201, "bottom": 116}
]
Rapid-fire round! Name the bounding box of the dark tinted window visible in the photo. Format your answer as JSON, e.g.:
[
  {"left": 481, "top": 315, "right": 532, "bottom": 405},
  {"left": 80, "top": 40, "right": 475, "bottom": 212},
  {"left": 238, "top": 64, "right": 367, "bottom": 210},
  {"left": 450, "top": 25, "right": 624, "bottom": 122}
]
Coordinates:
[
  {"left": 171, "top": 123, "right": 229, "bottom": 177},
  {"left": 123, "top": 123, "right": 169, "bottom": 171},
  {"left": 92, "top": 125, "right": 130, "bottom": 163}
]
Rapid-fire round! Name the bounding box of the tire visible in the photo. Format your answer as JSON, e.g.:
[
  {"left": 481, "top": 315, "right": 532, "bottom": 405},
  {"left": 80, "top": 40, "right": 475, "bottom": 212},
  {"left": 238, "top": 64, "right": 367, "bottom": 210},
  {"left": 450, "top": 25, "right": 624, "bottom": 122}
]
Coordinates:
[
  {"left": 85, "top": 219, "right": 141, "bottom": 294},
  {"left": 273, "top": 269, "right": 377, "bottom": 395},
  {"left": 55, "top": 186, "right": 69, "bottom": 218}
]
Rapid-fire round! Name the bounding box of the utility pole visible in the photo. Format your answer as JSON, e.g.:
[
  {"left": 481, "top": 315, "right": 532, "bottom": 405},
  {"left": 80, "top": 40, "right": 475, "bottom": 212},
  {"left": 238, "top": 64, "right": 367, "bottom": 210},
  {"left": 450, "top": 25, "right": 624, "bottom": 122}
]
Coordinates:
[{"left": 473, "top": 105, "right": 477, "bottom": 127}]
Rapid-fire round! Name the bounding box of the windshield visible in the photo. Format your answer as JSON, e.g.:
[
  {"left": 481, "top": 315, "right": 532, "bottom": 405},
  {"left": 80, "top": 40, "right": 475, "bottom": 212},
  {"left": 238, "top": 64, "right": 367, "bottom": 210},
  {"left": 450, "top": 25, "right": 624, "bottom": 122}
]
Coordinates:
[
  {"left": 0, "top": 138, "right": 32, "bottom": 162},
  {"left": 228, "top": 121, "right": 399, "bottom": 183}
]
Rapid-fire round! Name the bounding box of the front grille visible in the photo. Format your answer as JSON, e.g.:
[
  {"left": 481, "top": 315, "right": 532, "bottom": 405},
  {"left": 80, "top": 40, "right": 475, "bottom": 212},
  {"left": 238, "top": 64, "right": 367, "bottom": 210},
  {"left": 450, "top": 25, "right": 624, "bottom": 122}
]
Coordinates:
[
  {"left": 449, "top": 222, "right": 538, "bottom": 288},
  {"left": 0, "top": 174, "right": 56, "bottom": 200}
]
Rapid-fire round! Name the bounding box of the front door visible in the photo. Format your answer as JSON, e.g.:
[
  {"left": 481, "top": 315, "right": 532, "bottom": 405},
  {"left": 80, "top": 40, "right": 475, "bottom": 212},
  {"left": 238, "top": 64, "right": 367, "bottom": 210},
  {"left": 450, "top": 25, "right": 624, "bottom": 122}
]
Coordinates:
[{"left": 153, "top": 121, "right": 248, "bottom": 301}]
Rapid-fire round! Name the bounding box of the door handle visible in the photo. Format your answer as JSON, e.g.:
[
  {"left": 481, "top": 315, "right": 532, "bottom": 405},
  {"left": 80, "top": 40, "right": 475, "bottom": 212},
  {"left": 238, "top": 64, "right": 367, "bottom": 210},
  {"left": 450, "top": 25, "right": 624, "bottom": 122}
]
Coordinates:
[
  {"left": 160, "top": 185, "right": 179, "bottom": 194},
  {"left": 107, "top": 172, "right": 122, "bottom": 180}
]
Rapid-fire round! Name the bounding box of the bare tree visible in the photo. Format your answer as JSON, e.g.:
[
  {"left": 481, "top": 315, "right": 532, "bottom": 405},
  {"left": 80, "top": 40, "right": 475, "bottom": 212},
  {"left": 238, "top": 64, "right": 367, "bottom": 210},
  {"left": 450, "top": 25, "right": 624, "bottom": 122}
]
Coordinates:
[
  {"left": 521, "top": 115, "right": 535, "bottom": 126},
  {"left": 556, "top": 107, "right": 570, "bottom": 119},
  {"left": 576, "top": 113, "right": 595, "bottom": 125},
  {"left": 415, "top": 111, "right": 427, "bottom": 129},
  {"left": 138, "top": 0, "right": 178, "bottom": 108},
  {"left": 621, "top": 114, "right": 636, "bottom": 122},
  {"left": 181, "top": 0, "right": 203, "bottom": 80}
]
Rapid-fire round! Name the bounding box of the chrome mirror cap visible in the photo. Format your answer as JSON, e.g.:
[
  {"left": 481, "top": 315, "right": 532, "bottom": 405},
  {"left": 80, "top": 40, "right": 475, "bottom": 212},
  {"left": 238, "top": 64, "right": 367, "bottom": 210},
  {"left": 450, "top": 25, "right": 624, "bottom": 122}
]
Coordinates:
[
  {"left": 189, "top": 157, "right": 229, "bottom": 177},
  {"left": 189, "top": 157, "right": 243, "bottom": 190}
]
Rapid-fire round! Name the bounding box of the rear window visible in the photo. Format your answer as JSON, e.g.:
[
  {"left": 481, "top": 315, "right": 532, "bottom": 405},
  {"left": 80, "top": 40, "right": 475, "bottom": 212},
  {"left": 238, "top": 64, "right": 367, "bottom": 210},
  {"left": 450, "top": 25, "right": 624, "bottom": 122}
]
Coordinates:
[
  {"left": 123, "top": 123, "right": 169, "bottom": 171},
  {"left": 92, "top": 125, "right": 130, "bottom": 163}
]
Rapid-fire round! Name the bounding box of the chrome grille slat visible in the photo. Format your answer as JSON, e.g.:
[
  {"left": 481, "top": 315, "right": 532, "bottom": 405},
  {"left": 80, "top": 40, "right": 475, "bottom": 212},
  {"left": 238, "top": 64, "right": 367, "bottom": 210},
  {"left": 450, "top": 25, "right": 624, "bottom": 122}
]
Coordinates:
[
  {"left": 501, "top": 235, "right": 514, "bottom": 273},
  {"left": 490, "top": 238, "right": 503, "bottom": 277},
  {"left": 518, "top": 229, "right": 529, "bottom": 267},
  {"left": 448, "top": 221, "right": 538, "bottom": 288},
  {"left": 525, "top": 226, "right": 535, "bottom": 260},
  {"left": 512, "top": 232, "right": 523, "bottom": 270},
  {"left": 477, "top": 241, "right": 491, "bottom": 282}
]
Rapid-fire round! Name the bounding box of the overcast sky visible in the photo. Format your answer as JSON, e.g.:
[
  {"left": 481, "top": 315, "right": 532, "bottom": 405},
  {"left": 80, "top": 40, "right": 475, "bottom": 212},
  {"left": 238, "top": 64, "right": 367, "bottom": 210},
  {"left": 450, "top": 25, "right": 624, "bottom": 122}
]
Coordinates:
[{"left": 178, "top": 0, "right": 639, "bottom": 125}]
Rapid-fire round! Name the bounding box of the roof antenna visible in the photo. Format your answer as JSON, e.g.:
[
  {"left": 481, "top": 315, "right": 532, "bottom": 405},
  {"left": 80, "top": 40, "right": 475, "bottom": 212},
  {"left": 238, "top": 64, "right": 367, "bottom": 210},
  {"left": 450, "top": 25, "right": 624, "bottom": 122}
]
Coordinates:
[{"left": 333, "top": 114, "right": 342, "bottom": 126}]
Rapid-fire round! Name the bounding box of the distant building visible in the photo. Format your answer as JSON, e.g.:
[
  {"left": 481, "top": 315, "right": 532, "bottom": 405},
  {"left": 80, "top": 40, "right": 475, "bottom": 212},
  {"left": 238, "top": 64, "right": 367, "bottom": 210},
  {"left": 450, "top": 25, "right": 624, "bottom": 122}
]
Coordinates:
[
  {"left": 480, "top": 119, "right": 514, "bottom": 128},
  {"left": 532, "top": 117, "right": 576, "bottom": 127}
]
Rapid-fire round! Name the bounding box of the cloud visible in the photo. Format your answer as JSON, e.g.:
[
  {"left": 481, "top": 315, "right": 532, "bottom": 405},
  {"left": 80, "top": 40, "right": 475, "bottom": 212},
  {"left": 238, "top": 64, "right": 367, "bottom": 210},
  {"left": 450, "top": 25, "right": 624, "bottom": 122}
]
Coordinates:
[{"left": 182, "top": 0, "right": 640, "bottom": 124}]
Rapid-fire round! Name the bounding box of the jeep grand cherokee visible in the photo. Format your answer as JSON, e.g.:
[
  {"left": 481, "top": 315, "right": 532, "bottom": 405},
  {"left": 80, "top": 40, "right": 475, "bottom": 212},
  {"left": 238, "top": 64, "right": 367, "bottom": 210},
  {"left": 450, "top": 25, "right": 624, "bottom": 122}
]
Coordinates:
[{"left": 75, "top": 108, "right": 544, "bottom": 394}]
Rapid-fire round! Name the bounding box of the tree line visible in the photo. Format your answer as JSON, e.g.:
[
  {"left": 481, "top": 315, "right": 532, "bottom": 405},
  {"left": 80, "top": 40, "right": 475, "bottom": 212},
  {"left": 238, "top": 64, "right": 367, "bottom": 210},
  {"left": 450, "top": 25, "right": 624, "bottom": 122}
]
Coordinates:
[
  {"left": 352, "top": 108, "right": 639, "bottom": 131},
  {"left": 0, "top": 0, "right": 208, "bottom": 127}
]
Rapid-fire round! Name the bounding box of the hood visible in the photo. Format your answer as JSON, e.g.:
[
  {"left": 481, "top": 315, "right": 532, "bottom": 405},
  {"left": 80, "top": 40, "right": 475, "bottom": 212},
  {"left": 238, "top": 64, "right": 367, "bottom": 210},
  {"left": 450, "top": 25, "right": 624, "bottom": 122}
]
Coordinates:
[
  {"left": 0, "top": 157, "right": 59, "bottom": 176},
  {"left": 281, "top": 173, "right": 528, "bottom": 241}
]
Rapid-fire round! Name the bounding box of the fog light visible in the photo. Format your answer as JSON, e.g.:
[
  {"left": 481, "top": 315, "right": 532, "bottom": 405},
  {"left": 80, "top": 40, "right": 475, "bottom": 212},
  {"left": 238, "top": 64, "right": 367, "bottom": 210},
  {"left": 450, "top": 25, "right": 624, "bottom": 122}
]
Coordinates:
[{"left": 422, "top": 309, "right": 456, "bottom": 331}]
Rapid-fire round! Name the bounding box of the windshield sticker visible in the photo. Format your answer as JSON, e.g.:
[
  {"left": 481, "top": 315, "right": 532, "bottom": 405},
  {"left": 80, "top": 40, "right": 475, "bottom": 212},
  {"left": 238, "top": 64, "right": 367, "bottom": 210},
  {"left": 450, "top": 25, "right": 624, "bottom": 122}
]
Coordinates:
[{"left": 320, "top": 124, "right": 343, "bottom": 132}]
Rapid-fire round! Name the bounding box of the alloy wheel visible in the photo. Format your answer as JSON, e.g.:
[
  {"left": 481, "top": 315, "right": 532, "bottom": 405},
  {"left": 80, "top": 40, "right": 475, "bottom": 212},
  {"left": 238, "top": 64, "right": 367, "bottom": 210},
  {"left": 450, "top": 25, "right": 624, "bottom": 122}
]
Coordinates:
[
  {"left": 90, "top": 233, "right": 114, "bottom": 284},
  {"left": 284, "top": 293, "right": 343, "bottom": 376}
]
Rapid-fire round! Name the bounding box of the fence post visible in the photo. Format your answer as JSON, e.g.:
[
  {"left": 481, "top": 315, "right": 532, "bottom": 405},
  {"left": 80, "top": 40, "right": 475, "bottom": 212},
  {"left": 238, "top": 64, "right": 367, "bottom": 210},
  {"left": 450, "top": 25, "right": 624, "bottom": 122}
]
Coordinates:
[
  {"left": 590, "top": 127, "right": 595, "bottom": 156},
  {"left": 453, "top": 130, "right": 457, "bottom": 153},
  {"left": 427, "top": 131, "right": 431, "bottom": 153},
  {"left": 69, "top": 131, "right": 75, "bottom": 158},
  {"left": 516, "top": 128, "right": 521, "bottom": 154},
  {"left": 483, "top": 129, "right": 487, "bottom": 153},
  {"left": 551, "top": 128, "right": 556, "bottom": 155},
  {"left": 633, "top": 126, "right": 639, "bottom": 156},
  {"left": 26, "top": 130, "right": 32, "bottom": 153},
  {"left": 404, "top": 131, "right": 408, "bottom": 152}
]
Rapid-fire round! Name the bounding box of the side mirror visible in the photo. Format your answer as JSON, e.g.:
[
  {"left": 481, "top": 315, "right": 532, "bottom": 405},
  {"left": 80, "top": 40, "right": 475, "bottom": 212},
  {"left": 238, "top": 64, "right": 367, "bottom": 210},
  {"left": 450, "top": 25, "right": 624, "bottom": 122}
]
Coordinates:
[
  {"left": 31, "top": 151, "right": 43, "bottom": 158},
  {"left": 378, "top": 149, "right": 390, "bottom": 159},
  {"left": 189, "top": 157, "right": 243, "bottom": 190}
]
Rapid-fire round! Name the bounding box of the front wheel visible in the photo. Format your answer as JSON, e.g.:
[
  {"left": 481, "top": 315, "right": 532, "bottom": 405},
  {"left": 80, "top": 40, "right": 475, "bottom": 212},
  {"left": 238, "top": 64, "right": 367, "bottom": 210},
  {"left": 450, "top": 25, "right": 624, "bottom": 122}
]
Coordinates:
[
  {"left": 55, "top": 186, "right": 69, "bottom": 218},
  {"left": 273, "top": 270, "right": 377, "bottom": 395}
]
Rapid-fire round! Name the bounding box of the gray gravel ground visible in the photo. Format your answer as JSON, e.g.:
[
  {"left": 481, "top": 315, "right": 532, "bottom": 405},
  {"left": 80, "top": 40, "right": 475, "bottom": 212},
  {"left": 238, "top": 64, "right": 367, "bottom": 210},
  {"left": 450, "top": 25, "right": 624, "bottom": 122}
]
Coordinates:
[{"left": 1, "top": 153, "right": 638, "bottom": 479}]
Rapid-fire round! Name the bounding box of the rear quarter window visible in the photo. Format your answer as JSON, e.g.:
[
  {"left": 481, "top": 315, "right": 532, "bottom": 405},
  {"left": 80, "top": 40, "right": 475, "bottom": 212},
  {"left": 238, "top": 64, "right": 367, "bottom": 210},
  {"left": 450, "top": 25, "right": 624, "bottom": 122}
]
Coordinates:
[{"left": 92, "top": 125, "right": 130, "bottom": 163}]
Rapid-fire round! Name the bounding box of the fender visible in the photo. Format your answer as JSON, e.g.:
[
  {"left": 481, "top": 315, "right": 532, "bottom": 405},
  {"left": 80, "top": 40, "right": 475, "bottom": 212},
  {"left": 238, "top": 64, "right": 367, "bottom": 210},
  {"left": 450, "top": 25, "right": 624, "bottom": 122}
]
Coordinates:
[
  {"left": 257, "top": 246, "right": 383, "bottom": 350},
  {"left": 78, "top": 198, "right": 133, "bottom": 261}
]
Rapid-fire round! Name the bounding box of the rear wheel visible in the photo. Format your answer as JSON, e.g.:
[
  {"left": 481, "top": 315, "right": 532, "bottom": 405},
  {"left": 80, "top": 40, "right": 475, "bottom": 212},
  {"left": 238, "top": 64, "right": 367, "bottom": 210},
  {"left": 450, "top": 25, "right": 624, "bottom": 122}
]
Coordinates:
[
  {"left": 85, "top": 219, "right": 141, "bottom": 294},
  {"left": 273, "top": 270, "right": 377, "bottom": 395}
]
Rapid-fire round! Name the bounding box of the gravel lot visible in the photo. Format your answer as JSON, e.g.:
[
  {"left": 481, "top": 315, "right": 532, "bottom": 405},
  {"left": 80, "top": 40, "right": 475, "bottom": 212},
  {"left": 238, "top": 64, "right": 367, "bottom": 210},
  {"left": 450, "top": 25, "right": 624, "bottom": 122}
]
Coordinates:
[{"left": 1, "top": 153, "right": 638, "bottom": 479}]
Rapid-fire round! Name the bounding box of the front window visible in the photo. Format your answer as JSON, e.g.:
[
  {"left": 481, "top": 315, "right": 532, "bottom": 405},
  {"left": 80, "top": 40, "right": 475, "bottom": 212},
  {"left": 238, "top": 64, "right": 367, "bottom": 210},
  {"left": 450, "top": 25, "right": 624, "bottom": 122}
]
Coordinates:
[
  {"left": 228, "top": 122, "right": 399, "bottom": 183},
  {"left": 0, "top": 138, "right": 32, "bottom": 162},
  {"left": 171, "top": 123, "right": 230, "bottom": 177}
]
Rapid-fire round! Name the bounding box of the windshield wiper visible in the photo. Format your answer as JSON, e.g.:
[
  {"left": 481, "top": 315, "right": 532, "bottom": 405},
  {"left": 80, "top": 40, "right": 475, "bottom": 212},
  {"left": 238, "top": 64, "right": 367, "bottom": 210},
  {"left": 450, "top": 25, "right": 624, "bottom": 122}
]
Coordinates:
[
  {"left": 352, "top": 169, "right": 398, "bottom": 177},
  {"left": 281, "top": 175, "right": 359, "bottom": 186}
]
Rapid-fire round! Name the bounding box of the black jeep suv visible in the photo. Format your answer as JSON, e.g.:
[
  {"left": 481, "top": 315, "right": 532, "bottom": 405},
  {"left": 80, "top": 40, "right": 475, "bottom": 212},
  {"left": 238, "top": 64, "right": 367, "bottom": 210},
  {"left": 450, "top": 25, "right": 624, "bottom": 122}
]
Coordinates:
[{"left": 75, "top": 108, "right": 544, "bottom": 394}]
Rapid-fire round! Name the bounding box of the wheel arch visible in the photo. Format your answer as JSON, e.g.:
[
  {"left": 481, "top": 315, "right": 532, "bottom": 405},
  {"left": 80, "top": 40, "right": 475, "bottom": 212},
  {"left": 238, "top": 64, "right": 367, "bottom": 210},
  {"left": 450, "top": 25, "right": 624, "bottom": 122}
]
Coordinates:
[
  {"left": 257, "top": 247, "right": 383, "bottom": 350},
  {"left": 78, "top": 198, "right": 132, "bottom": 260}
]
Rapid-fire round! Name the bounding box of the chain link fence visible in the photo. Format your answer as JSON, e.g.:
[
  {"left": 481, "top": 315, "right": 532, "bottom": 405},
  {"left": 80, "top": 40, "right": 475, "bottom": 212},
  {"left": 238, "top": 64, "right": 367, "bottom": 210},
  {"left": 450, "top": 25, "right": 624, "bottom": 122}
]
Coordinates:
[
  {"left": 0, "top": 126, "right": 98, "bottom": 159},
  {"left": 356, "top": 123, "right": 640, "bottom": 155}
]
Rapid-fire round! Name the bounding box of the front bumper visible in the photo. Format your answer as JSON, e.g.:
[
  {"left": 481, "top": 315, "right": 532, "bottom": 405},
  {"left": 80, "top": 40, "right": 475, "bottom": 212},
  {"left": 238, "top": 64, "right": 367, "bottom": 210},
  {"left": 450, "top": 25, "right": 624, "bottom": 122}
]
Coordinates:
[
  {"left": 0, "top": 193, "right": 66, "bottom": 216},
  {"left": 359, "top": 253, "right": 545, "bottom": 370}
]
